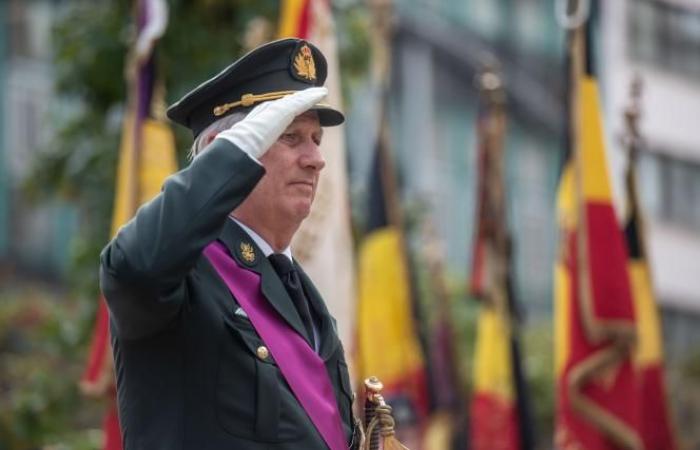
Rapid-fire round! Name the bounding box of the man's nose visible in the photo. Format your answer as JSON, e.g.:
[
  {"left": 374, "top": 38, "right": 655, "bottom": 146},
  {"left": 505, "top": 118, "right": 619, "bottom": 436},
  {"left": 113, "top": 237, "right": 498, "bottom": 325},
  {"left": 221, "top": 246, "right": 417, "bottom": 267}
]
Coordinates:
[{"left": 300, "top": 141, "right": 326, "bottom": 171}]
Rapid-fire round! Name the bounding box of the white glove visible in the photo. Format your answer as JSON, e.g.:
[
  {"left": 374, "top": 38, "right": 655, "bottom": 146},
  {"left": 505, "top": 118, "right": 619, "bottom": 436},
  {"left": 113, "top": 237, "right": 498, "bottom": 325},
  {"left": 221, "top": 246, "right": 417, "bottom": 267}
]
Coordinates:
[{"left": 216, "top": 87, "right": 328, "bottom": 160}]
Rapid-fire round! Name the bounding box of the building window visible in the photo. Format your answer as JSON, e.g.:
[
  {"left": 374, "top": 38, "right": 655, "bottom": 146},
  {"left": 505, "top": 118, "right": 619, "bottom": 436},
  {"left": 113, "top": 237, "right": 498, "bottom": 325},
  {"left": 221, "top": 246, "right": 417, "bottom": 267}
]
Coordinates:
[
  {"left": 640, "top": 150, "right": 700, "bottom": 230},
  {"left": 628, "top": 0, "right": 700, "bottom": 79},
  {"left": 7, "top": 0, "right": 53, "bottom": 61},
  {"left": 7, "top": 0, "right": 30, "bottom": 59}
]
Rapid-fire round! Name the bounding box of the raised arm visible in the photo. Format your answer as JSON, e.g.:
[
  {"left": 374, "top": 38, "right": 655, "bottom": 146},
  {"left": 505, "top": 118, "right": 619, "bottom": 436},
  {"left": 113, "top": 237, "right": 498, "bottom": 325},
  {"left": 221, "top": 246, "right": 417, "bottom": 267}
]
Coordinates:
[{"left": 100, "top": 87, "right": 327, "bottom": 339}]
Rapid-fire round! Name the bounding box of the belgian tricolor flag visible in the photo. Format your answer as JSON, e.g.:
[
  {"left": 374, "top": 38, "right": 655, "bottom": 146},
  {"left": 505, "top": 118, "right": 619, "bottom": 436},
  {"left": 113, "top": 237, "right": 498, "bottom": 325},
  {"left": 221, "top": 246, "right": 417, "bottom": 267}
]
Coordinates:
[
  {"left": 81, "top": 2, "right": 177, "bottom": 449},
  {"left": 355, "top": 109, "right": 430, "bottom": 435},
  {"left": 468, "top": 71, "right": 534, "bottom": 450},
  {"left": 622, "top": 87, "right": 678, "bottom": 450},
  {"left": 554, "top": 13, "right": 642, "bottom": 450}
]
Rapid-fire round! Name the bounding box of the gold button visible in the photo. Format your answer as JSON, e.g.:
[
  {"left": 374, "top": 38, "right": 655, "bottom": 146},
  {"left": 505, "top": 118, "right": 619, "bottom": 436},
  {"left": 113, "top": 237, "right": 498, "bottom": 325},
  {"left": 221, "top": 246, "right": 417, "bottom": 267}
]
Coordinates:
[
  {"left": 241, "top": 94, "right": 254, "bottom": 107},
  {"left": 256, "top": 346, "right": 269, "bottom": 360}
]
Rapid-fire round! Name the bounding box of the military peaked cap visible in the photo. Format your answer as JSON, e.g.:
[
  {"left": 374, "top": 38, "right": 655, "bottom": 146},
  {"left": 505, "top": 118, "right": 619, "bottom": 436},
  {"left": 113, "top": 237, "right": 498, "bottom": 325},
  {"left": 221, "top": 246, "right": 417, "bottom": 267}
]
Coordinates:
[{"left": 167, "top": 38, "right": 345, "bottom": 138}]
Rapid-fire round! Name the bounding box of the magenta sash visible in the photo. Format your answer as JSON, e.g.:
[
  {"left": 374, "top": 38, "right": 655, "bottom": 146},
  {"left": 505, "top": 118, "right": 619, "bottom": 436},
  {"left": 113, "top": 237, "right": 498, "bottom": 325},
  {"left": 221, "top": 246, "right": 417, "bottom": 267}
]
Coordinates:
[{"left": 204, "top": 241, "right": 347, "bottom": 450}]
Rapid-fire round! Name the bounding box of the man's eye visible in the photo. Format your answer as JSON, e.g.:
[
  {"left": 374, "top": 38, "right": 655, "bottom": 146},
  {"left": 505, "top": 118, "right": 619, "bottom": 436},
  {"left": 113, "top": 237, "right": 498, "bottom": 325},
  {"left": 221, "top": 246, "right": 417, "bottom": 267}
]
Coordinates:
[{"left": 281, "top": 133, "right": 297, "bottom": 144}]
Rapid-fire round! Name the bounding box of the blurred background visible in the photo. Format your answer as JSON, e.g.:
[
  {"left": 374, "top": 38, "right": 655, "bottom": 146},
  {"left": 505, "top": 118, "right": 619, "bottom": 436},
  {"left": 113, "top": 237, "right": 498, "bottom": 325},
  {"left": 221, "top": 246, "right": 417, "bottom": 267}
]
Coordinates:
[{"left": 1, "top": 0, "right": 699, "bottom": 449}]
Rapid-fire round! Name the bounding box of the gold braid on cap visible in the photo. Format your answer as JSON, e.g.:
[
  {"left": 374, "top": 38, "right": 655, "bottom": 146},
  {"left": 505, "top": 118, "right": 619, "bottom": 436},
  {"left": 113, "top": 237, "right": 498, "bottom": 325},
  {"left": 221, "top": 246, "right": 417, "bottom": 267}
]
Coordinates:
[
  {"left": 213, "top": 90, "right": 296, "bottom": 117},
  {"left": 213, "top": 90, "right": 332, "bottom": 117}
]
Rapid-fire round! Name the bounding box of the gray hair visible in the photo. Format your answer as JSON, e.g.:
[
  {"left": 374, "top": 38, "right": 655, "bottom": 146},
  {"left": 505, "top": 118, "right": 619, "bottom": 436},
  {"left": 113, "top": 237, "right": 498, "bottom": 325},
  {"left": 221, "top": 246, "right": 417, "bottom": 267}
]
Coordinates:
[{"left": 189, "top": 111, "right": 247, "bottom": 160}]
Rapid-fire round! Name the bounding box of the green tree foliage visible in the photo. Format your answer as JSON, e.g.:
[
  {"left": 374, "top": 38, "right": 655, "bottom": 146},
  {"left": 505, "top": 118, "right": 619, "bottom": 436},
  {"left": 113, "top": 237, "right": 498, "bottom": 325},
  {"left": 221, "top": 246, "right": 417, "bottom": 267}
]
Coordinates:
[{"left": 0, "top": 285, "right": 104, "bottom": 450}]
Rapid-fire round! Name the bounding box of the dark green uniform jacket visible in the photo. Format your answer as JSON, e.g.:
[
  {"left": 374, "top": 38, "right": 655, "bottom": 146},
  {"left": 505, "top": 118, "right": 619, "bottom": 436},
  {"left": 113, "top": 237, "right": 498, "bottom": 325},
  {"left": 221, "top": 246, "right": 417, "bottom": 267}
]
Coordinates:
[{"left": 100, "top": 139, "right": 355, "bottom": 450}]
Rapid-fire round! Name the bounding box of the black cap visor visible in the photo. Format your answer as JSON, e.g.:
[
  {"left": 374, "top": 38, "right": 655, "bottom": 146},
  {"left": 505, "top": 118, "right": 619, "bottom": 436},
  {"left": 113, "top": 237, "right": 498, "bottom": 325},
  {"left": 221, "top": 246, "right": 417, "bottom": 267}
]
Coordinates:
[{"left": 312, "top": 103, "right": 345, "bottom": 127}]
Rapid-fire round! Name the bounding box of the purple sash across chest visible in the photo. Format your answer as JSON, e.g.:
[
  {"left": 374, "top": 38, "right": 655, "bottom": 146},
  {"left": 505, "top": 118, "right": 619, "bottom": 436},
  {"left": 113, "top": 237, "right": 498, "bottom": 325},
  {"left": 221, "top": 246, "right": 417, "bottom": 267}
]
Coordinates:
[{"left": 203, "top": 241, "right": 347, "bottom": 450}]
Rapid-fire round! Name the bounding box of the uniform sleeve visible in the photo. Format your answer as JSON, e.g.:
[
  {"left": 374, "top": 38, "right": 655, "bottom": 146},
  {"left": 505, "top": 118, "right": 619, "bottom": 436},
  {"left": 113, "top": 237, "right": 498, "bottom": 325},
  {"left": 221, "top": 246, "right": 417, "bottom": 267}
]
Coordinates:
[{"left": 100, "top": 138, "right": 265, "bottom": 339}]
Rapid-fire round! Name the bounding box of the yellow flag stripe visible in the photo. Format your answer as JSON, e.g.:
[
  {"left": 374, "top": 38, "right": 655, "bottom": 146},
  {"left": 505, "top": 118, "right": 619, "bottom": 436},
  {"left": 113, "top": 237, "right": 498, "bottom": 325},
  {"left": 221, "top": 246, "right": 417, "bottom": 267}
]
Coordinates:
[
  {"left": 356, "top": 227, "right": 424, "bottom": 382},
  {"left": 278, "top": 0, "right": 306, "bottom": 38},
  {"left": 557, "top": 163, "right": 577, "bottom": 229},
  {"left": 580, "top": 76, "right": 614, "bottom": 201},
  {"left": 111, "top": 116, "right": 178, "bottom": 236},
  {"left": 630, "top": 261, "right": 664, "bottom": 365},
  {"left": 472, "top": 305, "right": 515, "bottom": 401},
  {"left": 554, "top": 261, "right": 571, "bottom": 377}
]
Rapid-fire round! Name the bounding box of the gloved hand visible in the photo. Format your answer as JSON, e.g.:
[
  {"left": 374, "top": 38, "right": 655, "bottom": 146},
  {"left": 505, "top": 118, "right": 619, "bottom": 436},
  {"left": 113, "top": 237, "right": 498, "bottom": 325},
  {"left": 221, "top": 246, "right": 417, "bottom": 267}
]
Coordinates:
[{"left": 216, "top": 87, "right": 328, "bottom": 160}]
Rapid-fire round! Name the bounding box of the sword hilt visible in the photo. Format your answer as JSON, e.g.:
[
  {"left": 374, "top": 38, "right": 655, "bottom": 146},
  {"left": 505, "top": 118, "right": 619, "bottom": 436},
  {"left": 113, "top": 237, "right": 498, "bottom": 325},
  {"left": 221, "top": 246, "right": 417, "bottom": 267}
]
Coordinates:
[{"left": 364, "top": 377, "right": 384, "bottom": 450}]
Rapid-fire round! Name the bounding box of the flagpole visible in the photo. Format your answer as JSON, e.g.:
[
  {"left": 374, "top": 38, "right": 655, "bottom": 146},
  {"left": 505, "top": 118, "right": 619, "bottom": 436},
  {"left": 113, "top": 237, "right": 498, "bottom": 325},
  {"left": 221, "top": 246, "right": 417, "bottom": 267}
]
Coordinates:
[
  {"left": 622, "top": 75, "right": 643, "bottom": 226},
  {"left": 127, "top": 0, "right": 146, "bottom": 218},
  {"left": 469, "top": 64, "right": 535, "bottom": 450},
  {"left": 420, "top": 219, "right": 469, "bottom": 448},
  {"left": 571, "top": 6, "right": 598, "bottom": 346},
  {"left": 364, "top": 8, "right": 396, "bottom": 448},
  {"left": 481, "top": 66, "right": 536, "bottom": 450},
  {"left": 369, "top": 0, "right": 401, "bottom": 229}
]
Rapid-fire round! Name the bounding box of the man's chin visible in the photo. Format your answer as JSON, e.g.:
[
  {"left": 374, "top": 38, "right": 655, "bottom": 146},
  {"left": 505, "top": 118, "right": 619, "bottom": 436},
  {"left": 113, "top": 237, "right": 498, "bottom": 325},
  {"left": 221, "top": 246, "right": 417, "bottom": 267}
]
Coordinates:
[{"left": 290, "top": 201, "right": 313, "bottom": 221}]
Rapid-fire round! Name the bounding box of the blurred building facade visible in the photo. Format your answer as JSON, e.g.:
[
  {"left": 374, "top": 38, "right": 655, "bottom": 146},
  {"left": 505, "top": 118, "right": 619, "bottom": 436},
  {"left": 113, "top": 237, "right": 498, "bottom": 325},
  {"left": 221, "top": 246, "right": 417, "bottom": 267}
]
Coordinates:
[
  {"left": 347, "top": 0, "right": 700, "bottom": 331},
  {"left": 601, "top": 0, "right": 700, "bottom": 356},
  {"left": 0, "top": 0, "right": 77, "bottom": 278},
  {"left": 347, "top": 0, "right": 565, "bottom": 313}
]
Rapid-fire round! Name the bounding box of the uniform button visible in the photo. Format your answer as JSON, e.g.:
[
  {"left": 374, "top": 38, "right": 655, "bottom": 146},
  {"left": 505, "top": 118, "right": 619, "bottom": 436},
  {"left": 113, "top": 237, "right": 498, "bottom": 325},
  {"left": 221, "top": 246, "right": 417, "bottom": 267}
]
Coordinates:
[{"left": 256, "top": 346, "right": 269, "bottom": 360}]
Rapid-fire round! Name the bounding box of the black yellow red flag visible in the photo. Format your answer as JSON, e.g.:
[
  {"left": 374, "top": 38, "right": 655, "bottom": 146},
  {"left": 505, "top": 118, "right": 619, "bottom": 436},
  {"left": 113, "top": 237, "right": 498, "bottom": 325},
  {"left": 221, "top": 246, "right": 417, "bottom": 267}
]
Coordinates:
[
  {"left": 355, "top": 109, "right": 430, "bottom": 443},
  {"left": 468, "top": 70, "right": 534, "bottom": 450},
  {"left": 554, "top": 16, "right": 642, "bottom": 450},
  {"left": 621, "top": 80, "right": 678, "bottom": 450}
]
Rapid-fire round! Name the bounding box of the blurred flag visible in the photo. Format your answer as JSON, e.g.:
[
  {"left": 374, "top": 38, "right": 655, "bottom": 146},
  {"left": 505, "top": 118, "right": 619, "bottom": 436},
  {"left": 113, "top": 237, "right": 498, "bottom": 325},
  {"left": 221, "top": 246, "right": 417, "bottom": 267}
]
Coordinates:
[
  {"left": 80, "top": 1, "right": 177, "bottom": 449},
  {"left": 420, "top": 222, "right": 469, "bottom": 450},
  {"left": 355, "top": 108, "right": 430, "bottom": 445},
  {"left": 422, "top": 412, "right": 453, "bottom": 450},
  {"left": 81, "top": 299, "right": 121, "bottom": 450},
  {"left": 553, "top": 19, "right": 642, "bottom": 450},
  {"left": 622, "top": 82, "right": 678, "bottom": 450},
  {"left": 279, "top": 0, "right": 356, "bottom": 352},
  {"left": 468, "top": 70, "right": 534, "bottom": 450}
]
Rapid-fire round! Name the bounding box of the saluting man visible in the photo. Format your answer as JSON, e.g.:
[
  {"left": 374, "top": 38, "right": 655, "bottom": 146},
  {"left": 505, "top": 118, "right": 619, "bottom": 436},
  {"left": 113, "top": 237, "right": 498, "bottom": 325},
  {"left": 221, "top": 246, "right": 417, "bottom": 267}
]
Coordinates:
[{"left": 100, "top": 39, "right": 358, "bottom": 450}]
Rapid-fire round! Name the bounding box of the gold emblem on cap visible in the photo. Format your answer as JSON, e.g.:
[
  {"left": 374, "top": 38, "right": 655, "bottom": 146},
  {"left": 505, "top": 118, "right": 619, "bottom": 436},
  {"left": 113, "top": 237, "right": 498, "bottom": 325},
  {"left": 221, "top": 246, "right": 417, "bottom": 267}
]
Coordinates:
[
  {"left": 240, "top": 242, "right": 256, "bottom": 263},
  {"left": 293, "top": 44, "right": 316, "bottom": 81},
  {"left": 256, "top": 346, "right": 269, "bottom": 360}
]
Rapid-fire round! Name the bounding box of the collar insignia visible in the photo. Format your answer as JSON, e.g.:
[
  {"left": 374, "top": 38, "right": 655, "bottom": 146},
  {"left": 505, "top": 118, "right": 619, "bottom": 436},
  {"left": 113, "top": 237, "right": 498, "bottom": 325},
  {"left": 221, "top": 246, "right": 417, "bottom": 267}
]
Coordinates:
[
  {"left": 293, "top": 44, "right": 317, "bottom": 82},
  {"left": 239, "top": 242, "right": 256, "bottom": 264}
]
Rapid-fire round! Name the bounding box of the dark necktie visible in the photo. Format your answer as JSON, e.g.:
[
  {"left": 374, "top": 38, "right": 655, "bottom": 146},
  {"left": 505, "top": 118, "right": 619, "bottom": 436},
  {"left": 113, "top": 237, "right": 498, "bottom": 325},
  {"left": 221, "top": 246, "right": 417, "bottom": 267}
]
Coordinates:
[{"left": 267, "top": 253, "right": 316, "bottom": 348}]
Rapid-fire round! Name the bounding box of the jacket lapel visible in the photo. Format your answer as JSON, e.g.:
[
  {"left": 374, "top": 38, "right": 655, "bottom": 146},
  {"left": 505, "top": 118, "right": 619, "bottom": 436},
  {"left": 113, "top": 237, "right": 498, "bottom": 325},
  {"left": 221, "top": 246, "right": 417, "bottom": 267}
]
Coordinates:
[
  {"left": 219, "top": 220, "right": 310, "bottom": 345},
  {"left": 296, "top": 262, "right": 340, "bottom": 360}
]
